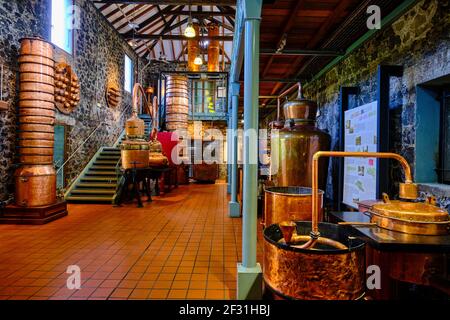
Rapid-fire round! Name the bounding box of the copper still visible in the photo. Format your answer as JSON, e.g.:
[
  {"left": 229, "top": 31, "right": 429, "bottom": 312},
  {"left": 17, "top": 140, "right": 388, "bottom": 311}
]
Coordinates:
[
  {"left": 270, "top": 84, "right": 330, "bottom": 189},
  {"left": 264, "top": 221, "right": 366, "bottom": 300},
  {"left": 148, "top": 96, "right": 168, "bottom": 167},
  {"left": 187, "top": 23, "right": 200, "bottom": 72},
  {"left": 207, "top": 23, "right": 220, "bottom": 72},
  {"left": 15, "top": 37, "right": 56, "bottom": 207},
  {"left": 263, "top": 187, "right": 324, "bottom": 227},
  {"left": 121, "top": 84, "right": 150, "bottom": 169},
  {"left": 165, "top": 75, "right": 189, "bottom": 131}
]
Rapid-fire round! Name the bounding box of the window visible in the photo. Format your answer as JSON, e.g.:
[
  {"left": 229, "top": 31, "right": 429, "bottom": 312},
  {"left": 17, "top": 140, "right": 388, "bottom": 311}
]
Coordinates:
[
  {"left": 191, "top": 79, "right": 227, "bottom": 114},
  {"left": 51, "top": 0, "right": 74, "bottom": 54},
  {"left": 124, "top": 55, "right": 134, "bottom": 93},
  {"left": 438, "top": 89, "right": 450, "bottom": 184}
]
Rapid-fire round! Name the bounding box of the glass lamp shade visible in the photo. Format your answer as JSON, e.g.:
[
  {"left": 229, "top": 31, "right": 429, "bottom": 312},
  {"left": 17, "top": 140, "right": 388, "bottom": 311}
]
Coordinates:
[
  {"left": 184, "top": 23, "right": 196, "bottom": 38},
  {"left": 194, "top": 55, "right": 203, "bottom": 65}
]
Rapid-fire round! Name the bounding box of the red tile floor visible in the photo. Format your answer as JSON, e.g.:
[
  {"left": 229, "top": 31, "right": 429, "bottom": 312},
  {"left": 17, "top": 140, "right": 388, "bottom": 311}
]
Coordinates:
[{"left": 0, "top": 183, "right": 263, "bottom": 300}]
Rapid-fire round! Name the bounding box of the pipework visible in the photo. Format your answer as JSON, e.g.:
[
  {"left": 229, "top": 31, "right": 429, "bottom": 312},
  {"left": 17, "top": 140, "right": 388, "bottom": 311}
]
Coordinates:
[{"left": 301, "top": 151, "right": 418, "bottom": 250}]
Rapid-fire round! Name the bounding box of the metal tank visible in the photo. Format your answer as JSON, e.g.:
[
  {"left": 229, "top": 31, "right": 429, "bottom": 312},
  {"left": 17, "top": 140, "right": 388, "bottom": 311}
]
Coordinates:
[
  {"left": 270, "top": 85, "right": 330, "bottom": 189},
  {"left": 15, "top": 37, "right": 57, "bottom": 207}
]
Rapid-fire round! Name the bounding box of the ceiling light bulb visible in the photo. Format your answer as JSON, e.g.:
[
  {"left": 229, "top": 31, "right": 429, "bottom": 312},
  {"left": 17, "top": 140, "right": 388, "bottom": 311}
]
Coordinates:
[
  {"left": 194, "top": 55, "right": 203, "bottom": 65},
  {"left": 184, "top": 22, "right": 196, "bottom": 38}
]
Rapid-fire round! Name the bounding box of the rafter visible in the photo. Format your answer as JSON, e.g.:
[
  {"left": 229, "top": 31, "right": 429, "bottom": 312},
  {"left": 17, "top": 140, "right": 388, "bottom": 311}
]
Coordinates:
[
  {"left": 93, "top": 1, "right": 235, "bottom": 5},
  {"left": 262, "top": 0, "right": 305, "bottom": 79},
  {"left": 115, "top": 5, "right": 155, "bottom": 31}
]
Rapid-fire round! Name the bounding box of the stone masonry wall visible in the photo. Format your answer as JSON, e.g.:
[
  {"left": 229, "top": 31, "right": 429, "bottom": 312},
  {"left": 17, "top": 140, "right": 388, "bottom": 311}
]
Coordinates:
[{"left": 0, "top": 0, "right": 148, "bottom": 201}]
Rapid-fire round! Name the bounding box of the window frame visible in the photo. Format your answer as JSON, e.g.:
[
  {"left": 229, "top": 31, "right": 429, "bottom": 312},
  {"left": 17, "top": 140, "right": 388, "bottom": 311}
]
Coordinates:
[
  {"left": 124, "top": 54, "right": 134, "bottom": 93},
  {"left": 50, "top": 0, "right": 74, "bottom": 55},
  {"left": 438, "top": 88, "right": 450, "bottom": 184}
]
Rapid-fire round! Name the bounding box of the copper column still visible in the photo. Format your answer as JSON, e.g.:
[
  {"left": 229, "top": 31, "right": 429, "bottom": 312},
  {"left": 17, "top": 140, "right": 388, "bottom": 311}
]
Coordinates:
[
  {"left": 165, "top": 75, "right": 189, "bottom": 132},
  {"left": 187, "top": 23, "right": 200, "bottom": 72},
  {"left": 271, "top": 83, "right": 330, "bottom": 189},
  {"left": 207, "top": 23, "right": 220, "bottom": 72},
  {"left": 15, "top": 37, "right": 56, "bottom": 207}
]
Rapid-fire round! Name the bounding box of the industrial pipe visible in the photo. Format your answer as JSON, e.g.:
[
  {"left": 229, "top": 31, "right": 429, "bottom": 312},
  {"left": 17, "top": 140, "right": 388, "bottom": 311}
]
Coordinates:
[
  {"left": 132, "top": 83, "right": 150, "bottom": 115},
  {"left": 302, "top": 151, "right": 418, "bottom": 250}
]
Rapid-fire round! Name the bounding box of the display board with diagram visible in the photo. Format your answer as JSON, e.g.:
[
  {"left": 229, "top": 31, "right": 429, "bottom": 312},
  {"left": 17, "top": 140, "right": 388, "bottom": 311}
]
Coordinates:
[{"left": 343, "top": 101, "right": 378, "bottom": 209}]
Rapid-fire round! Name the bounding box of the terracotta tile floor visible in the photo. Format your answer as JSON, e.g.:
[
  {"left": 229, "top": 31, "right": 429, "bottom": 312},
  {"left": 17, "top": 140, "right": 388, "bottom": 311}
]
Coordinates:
[{"left": 0, "top": 183, "right": 263, "bottom": 300}]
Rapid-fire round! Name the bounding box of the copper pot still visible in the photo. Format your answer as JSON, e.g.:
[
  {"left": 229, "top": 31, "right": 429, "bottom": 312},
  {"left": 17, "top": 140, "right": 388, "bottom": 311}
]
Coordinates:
[
  {"left": 263, "top": 186, "right": 324, "bottom": 227},
  {"left": 148, "top": 139, "right": 169, "bottom": 167},
  {"left": 121, "top": 140, "right": 150, "bottom": 169},
  {"left": 125, "top": 114, "right": 145, "bottom": 139},
  {"left": 270, "top": 86, "right": 330, "bottom": 189},
  {"left": 14, "top": 165, "right": 56, "bottom": 207},
  {"left": 263, "top": 221, "right": 366, "bottom": 300}
]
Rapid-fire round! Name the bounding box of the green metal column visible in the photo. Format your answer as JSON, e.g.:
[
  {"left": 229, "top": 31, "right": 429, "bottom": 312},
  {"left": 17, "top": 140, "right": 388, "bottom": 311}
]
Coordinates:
[
  {"left": 229, "top": 82, "right": 241, "bottom": 217},
  {"left": 237, "top": 0, "right": 262, "bottom": 300}
]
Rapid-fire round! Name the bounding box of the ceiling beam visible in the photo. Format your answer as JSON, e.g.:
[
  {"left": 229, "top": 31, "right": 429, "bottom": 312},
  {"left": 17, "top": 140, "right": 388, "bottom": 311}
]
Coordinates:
[
  {"left": 115, "top": 5, "right": 155, "bottom": 31},
  {"left": 262, "top": 0, "right": 306, "bottom": 79},
  {"left": 93, "top": 1, "right": 236, "bottom": 5},
  {"left": 123, "top": 5, "right": 176, "bottom": 36},
  {"left": 265, "top": 0, "right": 354, "bottom": 106},
  {"left": 260, "top": 49, "right": 344, "bottom": 57},
  {"left": 125, "top": 34, "right": 234, "bottom": 41}
]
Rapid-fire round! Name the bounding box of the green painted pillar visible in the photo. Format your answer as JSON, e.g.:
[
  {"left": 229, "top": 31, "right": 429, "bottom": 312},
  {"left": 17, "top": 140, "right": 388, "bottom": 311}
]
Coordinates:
[
  {"left": 229, "top": 82, "right": 241, "bottom": 217},
  {"left": 237, "top": 0, "right": 262, "bottom": 300}
]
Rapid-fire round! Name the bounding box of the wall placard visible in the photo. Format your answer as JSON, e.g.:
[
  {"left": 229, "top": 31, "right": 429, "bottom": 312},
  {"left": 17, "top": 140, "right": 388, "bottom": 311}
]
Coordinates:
[{"left": 343, "top": 101, "right": 378, "bottom": 208}]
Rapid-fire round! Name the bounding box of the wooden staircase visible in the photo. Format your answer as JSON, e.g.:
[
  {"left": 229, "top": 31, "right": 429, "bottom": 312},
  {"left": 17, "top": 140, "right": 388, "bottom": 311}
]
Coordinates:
[{"left": 65, "top": 114, "right": 152, "bottom": 204}]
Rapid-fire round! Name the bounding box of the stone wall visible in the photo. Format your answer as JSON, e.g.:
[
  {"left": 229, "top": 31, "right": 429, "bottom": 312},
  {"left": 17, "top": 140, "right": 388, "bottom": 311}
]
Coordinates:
[
  {"left": 263, "top": 0, "right": 450, "bottom": 208},
  {"left": 0, "top": 0, "right": 148, "bottom": 201}
]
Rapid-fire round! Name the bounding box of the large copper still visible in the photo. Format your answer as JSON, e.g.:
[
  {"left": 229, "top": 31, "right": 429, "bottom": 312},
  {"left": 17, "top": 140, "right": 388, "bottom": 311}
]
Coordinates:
[
  {"left": 187, "top": 23, "right": 200, "bottom": 72},
  {"left": 15, "top": 37, "right": 56, "bottom": 207},
  {"left": 165, "top": 75, "right": 189, "bottom": 132},
  {"left": 207, "top": 23, "right": 220, "bottom": 72},
  {"left": 270, "top": 84, "right": 330, "bottom": 189},
  {"left": 148, "top": 96, "right": 168, "bottom": 167}
]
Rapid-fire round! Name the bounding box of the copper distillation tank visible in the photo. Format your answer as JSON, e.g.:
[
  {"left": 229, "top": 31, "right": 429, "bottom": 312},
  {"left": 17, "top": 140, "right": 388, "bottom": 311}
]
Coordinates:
[
  {"left": 148, "top": 95, "right": 168, "bottom": 167},
  {"left": 264, "top": 84, "right": 330, "bottom": 227},
  {"left": 15, "top": 37, "right": 57, "bottom": 207},
  {"left": 270, "top": 83, "right": 331, "bottom": 189}
]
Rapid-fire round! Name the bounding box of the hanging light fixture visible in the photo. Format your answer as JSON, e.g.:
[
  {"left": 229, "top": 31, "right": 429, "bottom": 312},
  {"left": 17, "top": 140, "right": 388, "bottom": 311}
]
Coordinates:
[
  {"left": 184, "top": 4, "right": 196, "bottom": 38},
  {"left": 194, "top": 55, "right": 203, "bottom": 65}
]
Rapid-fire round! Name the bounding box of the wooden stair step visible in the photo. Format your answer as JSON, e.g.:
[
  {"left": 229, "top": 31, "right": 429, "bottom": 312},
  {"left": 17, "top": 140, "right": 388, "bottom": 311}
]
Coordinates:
[
  {"left": 71, "top": 189, "right": 116, "bottom": 195},
  {"left": 77, "top": 183, "right": 117, "bottom": 188},
  {"left": 81, "top": 177, "right": 118, "bottom": 182},
  {"left": 85, "top": 171, "right": 117, "bottom": 176},
  {"left": 65, "top": 195, "right": 113, "bottom": 202}
]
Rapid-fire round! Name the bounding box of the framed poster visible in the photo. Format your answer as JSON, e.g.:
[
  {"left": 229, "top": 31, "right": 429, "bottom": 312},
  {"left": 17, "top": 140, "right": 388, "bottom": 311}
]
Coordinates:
[{"left": 343, "top": 101, "right": 378, "bottom": 209}]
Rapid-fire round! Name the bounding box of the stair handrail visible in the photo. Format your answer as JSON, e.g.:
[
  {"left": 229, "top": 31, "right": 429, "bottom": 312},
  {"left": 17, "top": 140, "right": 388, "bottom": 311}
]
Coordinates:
[{"left": 56, "top": 104, "right": 133, "bottom": 175}]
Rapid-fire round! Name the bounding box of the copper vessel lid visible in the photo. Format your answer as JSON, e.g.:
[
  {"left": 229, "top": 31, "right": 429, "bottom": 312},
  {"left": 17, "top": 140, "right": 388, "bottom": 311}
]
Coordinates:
[
  {"left": 371, "top": 201, "right": 449, "bottom": 223},
  {"left": 283, "top": 84, "right": 317, "bottom": 121}
]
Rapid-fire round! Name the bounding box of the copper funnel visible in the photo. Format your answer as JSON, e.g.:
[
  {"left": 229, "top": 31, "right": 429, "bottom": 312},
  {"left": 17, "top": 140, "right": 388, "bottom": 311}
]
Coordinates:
[{"left": 279, "top": 221, "right": 296, "bottom": 244}]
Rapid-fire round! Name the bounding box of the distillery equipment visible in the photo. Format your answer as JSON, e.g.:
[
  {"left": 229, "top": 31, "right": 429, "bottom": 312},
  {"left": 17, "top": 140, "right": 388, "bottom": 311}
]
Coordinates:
[
  {"left": 16, "top": 37, "right": 56, "bottom": 207},
  {"left": 187, "top": 24, "right": 200, "bottom": 72},
  {"left": 263, "top": 221, "right": 366, "bottom": 300},
  {"left": 207, "top": 23, "right": 220, "bottom": 72},
  {"left": 263, "top": 186, "right": 324, "bottom": 227},
  {"left": 270, "top": 83, "right": 330, "bottom": 189},
  {"left": 165, "top": 75, "right": 189, "bottom": 132},
  {"left": 120, "top": 83, "right": 150, "bottom": 169},
  {"left": 148, "top": 96, "right": 168, "bottom": 167}
]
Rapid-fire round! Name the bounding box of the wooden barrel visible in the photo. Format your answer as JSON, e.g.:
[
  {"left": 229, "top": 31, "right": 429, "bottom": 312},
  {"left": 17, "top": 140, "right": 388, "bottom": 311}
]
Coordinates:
[
  {"left": 166, "top": 75, "right": 189, "bottom": 131},
  {"left": 208, "top": 23, "right": 220, "bottom": 72}
]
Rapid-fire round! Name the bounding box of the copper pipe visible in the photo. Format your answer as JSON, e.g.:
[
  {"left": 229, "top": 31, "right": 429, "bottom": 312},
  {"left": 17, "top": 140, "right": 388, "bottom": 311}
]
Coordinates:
[
  {"left": 132, "top": 83, "right": 150, "bottom": 115},
  {"left": 305, "top": 151, "right": 416, "bottom": 248}
]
